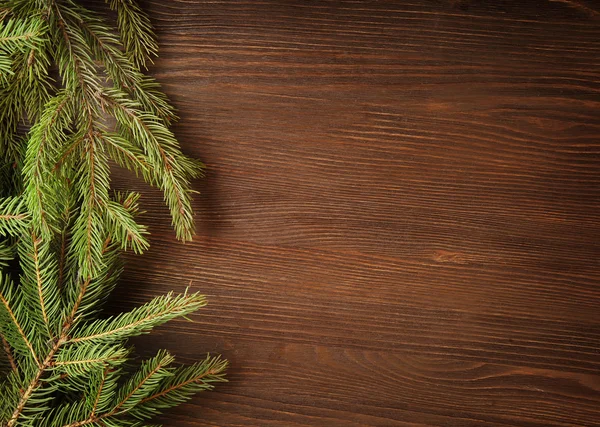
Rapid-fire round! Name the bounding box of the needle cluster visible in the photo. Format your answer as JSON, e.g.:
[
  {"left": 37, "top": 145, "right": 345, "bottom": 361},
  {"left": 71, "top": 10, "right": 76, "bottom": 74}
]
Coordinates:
[{"left": 0, "top": 1, "right": 227, "bottom": 425}]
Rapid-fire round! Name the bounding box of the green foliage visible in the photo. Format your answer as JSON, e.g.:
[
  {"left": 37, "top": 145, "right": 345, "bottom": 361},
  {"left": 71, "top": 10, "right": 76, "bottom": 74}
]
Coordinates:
[
  {"left": 0, "top": 1, "right": 227, "bottom": 426},
  {"left": 0, "top": 196, "right": 29, "bottom": 236},
  {"left": 0, "top": 222, "right": 227, "bottom": 426},
  {"left": 0, "top": 16, "right": 46, "bottom": 82},
  {"left": 106, "top": 0, "right": 159, "bottom": 70},
  {"left": 1, "top": 0, "right": 201, "bottom": 281}
]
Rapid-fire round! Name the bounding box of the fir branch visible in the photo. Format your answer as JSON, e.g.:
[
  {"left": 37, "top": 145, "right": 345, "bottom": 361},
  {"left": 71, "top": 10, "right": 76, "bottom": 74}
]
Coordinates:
[
  {"left": 101, "top": 132, "right": 149, "bottom": 177},
  {"left": 101, "top": 91, "right": 201, "bottom": 241},
  {"left": 62, "top": 236, "right": 121, "bottom": 329},
  {"left": 56, "top": 353, "right": 226, "bottom": 427},
  {"left": 0, "top": 12, "right": 52, "bottom": 131},
  {"left": 69, "top": 291, "right": 207, "bottom": 344},
  {"left": 0, "top": 196, "right": 29, "bottom": 236},
  {"left": 0, "top": 2, "right": 227, "bottom": 424},
  {"left": 0, "top": 17, "right": 45, "bottom": 51},
  {"left": 66, "top": 277, "right": 91, "bottom": 329},
  {"left": 75, "top": 7, "right": 176, "bottom": 122},
  {"left": 38, "top": 401, "right": 89, "bottom": 427},
  {"left": 23, "top": 93, "right": 73, "bottom": 238},
  {"left": 89, "top": 366, "right": 110, "bottom": 417},
  {"left": 49, "top": 0, "right": 102, "bottom": 110},
  {"left": 130, "top": 355, "right": 228, "bottom": 419},
  {"left": 70, "top": 132, "right": 111, "bottom": 279},
  {"left": 16, "top": 231, "right": 62, "bottom": 344},
  {"left": 106, "top": 0, "right": 159, "bottom": 70},
  {"left": 112, "top": 350, "right": 174, "bottom": 414},
  {"left": 0, "top": 17, "right": 46, "bottom": 83},
  {"left": 52, "top": 342, "right": 129, "bottom": 376},
  {"left": 104, "top": 195, "right": 149, "bottom": 254},
  {"left": 0, "top": 275, "right": 40, "bottom": 367},
  {"left": 6, "top": 336, "right": 64, "bottom": 427},
  {"left": 4, "top": 276, "right": 210, "bottom": 424}
]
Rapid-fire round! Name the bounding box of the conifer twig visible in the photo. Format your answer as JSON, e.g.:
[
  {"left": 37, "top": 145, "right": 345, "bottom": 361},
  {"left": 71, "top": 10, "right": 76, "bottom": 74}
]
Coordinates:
[
  {"left": 0, "top": 292, "right": 40, "bottom": 367},
  {"left": 0, "top": 1, "right": 227, "bottom": 424},
  {"left": 7, "top": 337, "right": 65, "bottom": 427},
  {"left": 1, "top": 334, "right": 17, "bottom": 373}
]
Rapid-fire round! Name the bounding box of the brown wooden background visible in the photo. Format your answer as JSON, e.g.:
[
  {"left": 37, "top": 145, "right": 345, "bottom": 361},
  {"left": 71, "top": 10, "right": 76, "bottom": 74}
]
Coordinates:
[{"left": 110, "top": 1, "right": 600, "bottom": 426}]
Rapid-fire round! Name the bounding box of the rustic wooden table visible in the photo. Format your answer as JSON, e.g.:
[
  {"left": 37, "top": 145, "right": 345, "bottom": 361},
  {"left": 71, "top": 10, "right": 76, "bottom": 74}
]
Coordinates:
[{"left": 110, "top": 1, "right": 600, "bottom": 425}]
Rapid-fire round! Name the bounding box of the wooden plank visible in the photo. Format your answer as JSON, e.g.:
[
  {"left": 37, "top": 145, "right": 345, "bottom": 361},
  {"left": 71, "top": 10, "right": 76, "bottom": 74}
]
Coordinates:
[
  {"left": 124, "top": 336, "right": 600, "bottom": 427},
  {"left": 103, "top": 0, "right": 600, "bottom": 425}
]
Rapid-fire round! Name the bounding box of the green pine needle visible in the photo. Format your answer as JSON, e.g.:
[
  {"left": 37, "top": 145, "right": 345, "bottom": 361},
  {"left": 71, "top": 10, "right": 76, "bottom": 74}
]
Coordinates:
[
  {"left": 0, "top": 196, "right": 30, "bottom": 236},
  {"left": 2, "top": 0, "right": 202, "bottom": 265},
  {"left": 0, "top": 1, "right": 226, "bottom": 426},
  {"left": 0, "top": 218, "right": 226, "bottom": 427}
]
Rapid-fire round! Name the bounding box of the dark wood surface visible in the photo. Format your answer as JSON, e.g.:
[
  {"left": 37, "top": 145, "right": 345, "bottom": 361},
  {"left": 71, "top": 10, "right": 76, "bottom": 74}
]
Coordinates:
[{"left": 110, "top": 1, "right": 600, "bottom": 425}]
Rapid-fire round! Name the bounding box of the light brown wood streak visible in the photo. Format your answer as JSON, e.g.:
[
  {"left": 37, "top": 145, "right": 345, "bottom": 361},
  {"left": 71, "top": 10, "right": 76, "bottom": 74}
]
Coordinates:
[{"left": 96, "top": 0, "right": 600, "bottom": 425}]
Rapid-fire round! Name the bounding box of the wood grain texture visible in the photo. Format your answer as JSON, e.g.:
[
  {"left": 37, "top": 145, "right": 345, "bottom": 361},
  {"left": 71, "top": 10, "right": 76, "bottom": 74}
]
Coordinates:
[{"left": 105, "top": 1, "right": 600, "bottom": 425}]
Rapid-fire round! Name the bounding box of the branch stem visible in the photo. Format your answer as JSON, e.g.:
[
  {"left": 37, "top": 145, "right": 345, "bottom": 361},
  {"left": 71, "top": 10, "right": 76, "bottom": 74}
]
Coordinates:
[{"left": 1, "top": 334, "right": 17, "bottom": 373}]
